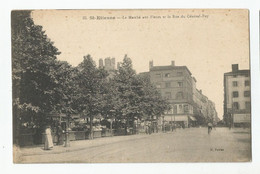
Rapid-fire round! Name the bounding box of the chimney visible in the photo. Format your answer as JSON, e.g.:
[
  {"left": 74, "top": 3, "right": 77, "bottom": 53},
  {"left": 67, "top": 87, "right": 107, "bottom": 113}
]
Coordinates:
[
  {"left": 232, "top": 64, "right": 239, "bottom": 72},
  {"left": 171, "top": 61, "right": 175, "bottom": 66},
  {"left": 99, "top": 58, "right": 103, "bottom": 68},
  {"left": 104, "top": 57, "right": 110, "bottom": 66},
  {"left": 111, "top": 58, "right": 115, "bottom": 70},
  {"left": 149, "top": 60, "right": 153, "bottom": 70}
]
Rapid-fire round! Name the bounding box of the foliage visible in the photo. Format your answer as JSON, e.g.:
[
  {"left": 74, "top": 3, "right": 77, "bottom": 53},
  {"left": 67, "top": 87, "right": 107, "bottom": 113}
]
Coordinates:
[
  {"left": 113, "top": 55, "right": 169, "bottom": 134},
  {"left": 135, "top": 73, "right": 170, "bottom": 119},
  {"left": 12, "top": 11, "right": 170, "bottom": 142},
  {"left": 75, "top": 55, "right": 109, "bottom": 138},
  {"left": 12, "top": 11, "right": 61, "bottom": 129},
  {"left": 52, "top": 61, "right": 79, "bottom": 115},
  {"left": 113, "top": 55, "right": 138, "bottom": 124}
]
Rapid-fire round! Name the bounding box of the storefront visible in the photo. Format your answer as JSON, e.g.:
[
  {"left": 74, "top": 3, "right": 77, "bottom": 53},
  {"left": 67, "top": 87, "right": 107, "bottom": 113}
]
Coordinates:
[
  {"left": 163, "top": 114, "right": 197, "bottom": 128},
  {"left": 233, "top": 113, "right": 251, "bottom": 127}
]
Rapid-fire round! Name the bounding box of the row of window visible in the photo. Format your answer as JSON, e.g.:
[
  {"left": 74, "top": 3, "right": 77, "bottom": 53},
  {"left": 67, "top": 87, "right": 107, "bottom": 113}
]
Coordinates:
[
  {"left": 165, "top": 104, "right": 190, "bottom": 114},
  {"left": 232, "top": 74, "right": 249, "bottom": 78},
  {"left": 155, "top": 72, "right": 183, "bottom": 78},
  {"left": 233, "top": 102, "right": 251, "bottom": 110},
  {"left": 165, "top": 92, "right": 184, "bottom": 100},
  {"left": 232, "top": 91, "right": 250, "bottom": 98},
  {"left": 232, "top": 80, "right": 250, "bottom": 87},
  {"left": 156, "top": 82, "right": 183, "bottom": 88}
]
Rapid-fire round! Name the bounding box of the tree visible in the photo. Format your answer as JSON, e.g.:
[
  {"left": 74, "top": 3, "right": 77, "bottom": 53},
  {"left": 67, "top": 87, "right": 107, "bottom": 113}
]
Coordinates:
[
  {"left": 113, "top": 55, "right": 139, "bottom": 134},
  {"left": 98, "top": 78, "right": 119, "bottom": 132},
  {"left": 12, "top": 11, "right": 61, "bottom": 144},
  {"left": 75, "top": 55, "right": 108, "bottom": 139},
  {"left": 52, "top": 61, "right": 80, "bottom": 121},
  {"left": 135, "top": 73, "right": 170, "bottom": 132},
  {"left": 114, "top": 55, "right": 170, "bottom": 134}
]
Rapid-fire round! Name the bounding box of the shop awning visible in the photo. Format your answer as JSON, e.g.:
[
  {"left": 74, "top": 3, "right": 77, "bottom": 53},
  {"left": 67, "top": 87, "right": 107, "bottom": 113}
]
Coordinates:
[{"left": 164, "top": 115, "right": 188, "bottom": 122}]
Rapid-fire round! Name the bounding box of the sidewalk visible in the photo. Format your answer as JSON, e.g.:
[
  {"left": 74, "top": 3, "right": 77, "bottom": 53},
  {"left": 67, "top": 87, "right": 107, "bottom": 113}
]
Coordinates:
[{"left": 17, "top": 133, "right": 163, "bottom": 156}]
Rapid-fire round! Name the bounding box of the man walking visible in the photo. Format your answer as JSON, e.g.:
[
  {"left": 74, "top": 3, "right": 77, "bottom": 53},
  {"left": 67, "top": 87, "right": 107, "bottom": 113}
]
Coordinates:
[{"left": 208, "top": 122, "right": 213, "bottom": 134}]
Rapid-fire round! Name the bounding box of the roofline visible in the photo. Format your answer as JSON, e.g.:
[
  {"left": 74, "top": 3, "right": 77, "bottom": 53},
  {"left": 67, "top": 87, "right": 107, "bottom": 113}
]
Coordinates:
[
  {"left": 224, "top": 69, "right": 250, "bottom": 76},
  {"left": 150, "top": 65, "right": 192, "bottom": 75}
]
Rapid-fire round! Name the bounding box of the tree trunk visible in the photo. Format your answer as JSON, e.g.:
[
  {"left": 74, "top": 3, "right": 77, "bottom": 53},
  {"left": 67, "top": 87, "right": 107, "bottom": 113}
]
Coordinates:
[
  {"left": 110, "top": 120, "right": 113, "bottom": 136},
  {"left": 125, "top": 117, "right": 129, "bottom": 135},
  {"left": 89, "top": 115, "right": 93, "bottom": 139},
  {"left": 136, "top": 119, "right": 138, "bottom": 134},
  {"left": 13, "top": 110, "right": 20, "bottom": 146},
  {"left": 132, "top": 118, "right": 135, "bottom": 134}
]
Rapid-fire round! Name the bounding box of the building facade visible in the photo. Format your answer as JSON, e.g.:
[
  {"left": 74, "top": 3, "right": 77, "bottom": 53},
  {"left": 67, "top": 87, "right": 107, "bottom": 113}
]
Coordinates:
[
  {"left": 148, "top": 60, "right": 219, "bottom": 128},
  {"left": 149, "top": 61, "right": 197, "bottom": 128},
  {"left": 192, "top": 79, "right": 219, "bottom": 125},
  {"left": 223, "top": 64, "right": 251, "bottom": 127}
]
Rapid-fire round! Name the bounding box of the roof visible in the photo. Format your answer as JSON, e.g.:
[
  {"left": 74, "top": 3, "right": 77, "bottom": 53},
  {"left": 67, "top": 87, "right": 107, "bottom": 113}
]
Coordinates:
[
  {"left": 150, "top": 65, "right": 192, "bottom": 75},
  {"left": 138, "top": 72, "right": 150, "bottom": 76},
  {"left": 224, "top": 69, "right": 250, "bottom": 76}
]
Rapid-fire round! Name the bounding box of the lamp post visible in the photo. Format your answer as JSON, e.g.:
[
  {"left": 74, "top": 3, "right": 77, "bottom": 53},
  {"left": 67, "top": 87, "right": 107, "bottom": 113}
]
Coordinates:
[{"left": 109, "top": 110, "right": 116, "bottom": 136}]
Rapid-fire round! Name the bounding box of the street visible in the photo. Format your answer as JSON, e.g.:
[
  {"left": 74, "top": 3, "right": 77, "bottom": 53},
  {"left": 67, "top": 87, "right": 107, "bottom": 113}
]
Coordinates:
[{"left": 16, "top": 127, "right": 251, "bottom": 163}]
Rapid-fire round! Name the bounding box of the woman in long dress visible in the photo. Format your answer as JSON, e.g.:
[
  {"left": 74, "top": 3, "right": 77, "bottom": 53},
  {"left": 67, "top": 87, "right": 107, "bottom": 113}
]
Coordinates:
[{"left": 44, "top": 126, "right": 54, "bottom": 150}]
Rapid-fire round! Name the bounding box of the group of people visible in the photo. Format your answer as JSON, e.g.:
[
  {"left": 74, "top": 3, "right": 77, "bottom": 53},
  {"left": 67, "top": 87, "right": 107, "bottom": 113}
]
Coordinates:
[
  {"left": 43, "top": 122, "right": 216, "bottom": 150},
  {"left": 44, "top": 124, "right": 64, "bottom": 150}
]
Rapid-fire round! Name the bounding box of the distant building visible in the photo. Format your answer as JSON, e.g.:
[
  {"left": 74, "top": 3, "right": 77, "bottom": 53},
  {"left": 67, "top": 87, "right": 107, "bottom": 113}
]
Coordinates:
[
  {"left": 99, "top": 57, "right": 116, "bottom": 79},
  {"left": 192, "top": 79, "right": 219, "bottom": 125},
  {"left": 207, "top": 100, "right": 219, "bottom": 124},
  {"left": 223, "top": 64, "right": 250, "bottom": 127}
]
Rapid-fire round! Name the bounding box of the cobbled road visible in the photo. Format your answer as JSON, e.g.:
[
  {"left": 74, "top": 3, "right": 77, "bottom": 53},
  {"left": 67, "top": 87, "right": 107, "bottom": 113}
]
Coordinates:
[{"left": 17, "top": 127, "right": 251, "bottom": 163}]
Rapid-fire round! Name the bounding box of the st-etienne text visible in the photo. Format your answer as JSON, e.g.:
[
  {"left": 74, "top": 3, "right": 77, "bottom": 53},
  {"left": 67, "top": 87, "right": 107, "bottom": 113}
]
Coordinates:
[{"left": 82, "top": 14, "right": 209, "bottom": 20}]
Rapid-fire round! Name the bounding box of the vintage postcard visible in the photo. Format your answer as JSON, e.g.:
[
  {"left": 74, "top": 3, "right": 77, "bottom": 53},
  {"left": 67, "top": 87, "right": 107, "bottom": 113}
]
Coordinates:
[{"left": 12, "top": 9, "right": 251, "bottom": 163}]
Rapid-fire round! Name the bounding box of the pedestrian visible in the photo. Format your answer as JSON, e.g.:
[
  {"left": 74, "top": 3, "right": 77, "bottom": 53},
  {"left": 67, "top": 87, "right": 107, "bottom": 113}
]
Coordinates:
[
  {"left": 173, "top": 123, "right": 176, "bottom": 131},
  {"left": 44, "top": 125, "right": 54, "bottom": 150},
  {"left": 56, "top": 123, "right": 64, "bottom": 145},
  {"left": 208, "top": 122, "right": 213, "bottom": 134},
  {"left": 229, "top": 122, "right": 232, "bottom": 130},
  {"left": 182, "top": 123, "right": 185, "bottom": 129},
  {"left": 213, "top": 123, "right": 217, "bottom": 130},
  {"left": 147, "top": 123, "right": 151, "bottom": 135}
]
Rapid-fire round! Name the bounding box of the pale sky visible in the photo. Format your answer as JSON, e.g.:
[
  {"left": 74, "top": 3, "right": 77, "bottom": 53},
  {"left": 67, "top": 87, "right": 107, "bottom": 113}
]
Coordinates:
[{"left": 31, "top": 9, "right": 250, "bottom": 119}]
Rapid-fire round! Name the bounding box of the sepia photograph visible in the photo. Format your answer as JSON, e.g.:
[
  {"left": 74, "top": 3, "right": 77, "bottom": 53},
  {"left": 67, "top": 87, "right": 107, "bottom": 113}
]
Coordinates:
[{"left": 12, "top": 9, "right": 251, "bottom": 163}]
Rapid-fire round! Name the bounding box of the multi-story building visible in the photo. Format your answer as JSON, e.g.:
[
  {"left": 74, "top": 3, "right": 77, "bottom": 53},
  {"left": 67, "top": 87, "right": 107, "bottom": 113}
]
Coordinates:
[
  {"left": 192, "top": 77, "right": 206, "bottom": 124},
  {"left": 207, "top": 100, "right": 219, "bottom": 124},
  {"left": 147, "top": 60, "right": 219, "bottom": 128},
  {"left": 223, "top": 64, "right": 251, "bottom": 127},
  {"left": 149, "top": 61, "right": 196, "bottom": 128},
  {"left": 192, "top": 82, "right": 219, "bottom": 125}
]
